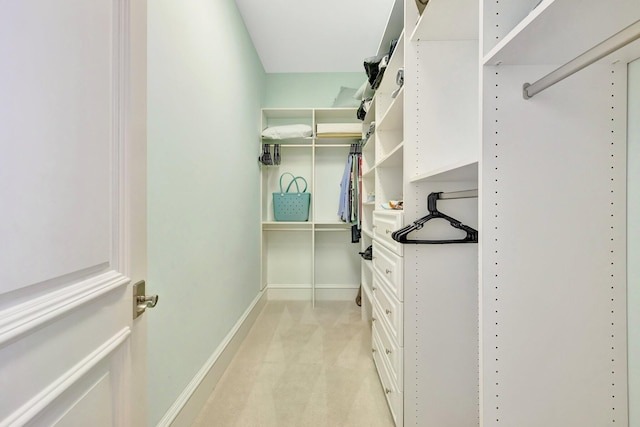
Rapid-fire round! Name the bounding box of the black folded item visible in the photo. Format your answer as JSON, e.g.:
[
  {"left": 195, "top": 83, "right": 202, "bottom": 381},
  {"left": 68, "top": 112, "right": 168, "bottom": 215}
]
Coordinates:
[
  {"left": 364, "top": 53, "right": 386, "bottom": 89},
  {"left": 351, "top": 225, "right": 361, "bottom": 243},
  {"left": 388, "top": 38, "right": 398, "bottom": 59},
  {"left": 357, "top": 98, "right": 372, "bottom": 121},
  {"left": 359, "top": 245, "right": 372, "bottom": 260}
]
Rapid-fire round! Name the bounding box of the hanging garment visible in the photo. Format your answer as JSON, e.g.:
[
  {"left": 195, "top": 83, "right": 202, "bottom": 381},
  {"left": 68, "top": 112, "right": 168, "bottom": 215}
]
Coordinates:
[
  {"left": 338, "top": 154, "right": 353, "bottom": 222},
  {"left": 338, "top": 145, "right": 362, "bottom": 226}
]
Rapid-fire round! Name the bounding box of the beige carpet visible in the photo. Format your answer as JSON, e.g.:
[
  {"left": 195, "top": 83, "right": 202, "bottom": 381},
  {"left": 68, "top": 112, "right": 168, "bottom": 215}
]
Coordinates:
[{"left": 192, "top": 300, "right": 395, "bottom": 427}]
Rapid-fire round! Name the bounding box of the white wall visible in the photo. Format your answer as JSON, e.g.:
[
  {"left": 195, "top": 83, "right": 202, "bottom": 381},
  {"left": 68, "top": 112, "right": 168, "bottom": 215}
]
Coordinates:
[
  {"left": 629, "top": 58, "right": 640, "bottom": 426},
  {"left": 147, "top": 1, "right": 265, "bottom": 425}
]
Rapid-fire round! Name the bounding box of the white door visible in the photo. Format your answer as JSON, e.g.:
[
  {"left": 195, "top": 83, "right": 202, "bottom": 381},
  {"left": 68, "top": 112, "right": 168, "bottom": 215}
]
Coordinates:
[{"left": 0, "top": 1, "right": 147, "bottom": 426}]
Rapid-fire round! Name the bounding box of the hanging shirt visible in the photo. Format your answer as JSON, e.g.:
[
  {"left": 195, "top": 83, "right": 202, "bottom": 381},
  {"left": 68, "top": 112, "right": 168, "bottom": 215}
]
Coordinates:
[{"left": 338, "top": 154, "right": 353, "bottom": 222}]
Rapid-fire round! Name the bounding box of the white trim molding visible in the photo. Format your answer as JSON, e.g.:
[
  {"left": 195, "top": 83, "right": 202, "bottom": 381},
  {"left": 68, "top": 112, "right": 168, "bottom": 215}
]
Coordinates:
[
  {"left": 0, "top": 327, "right": 131, "bottom": 427},
  {"left": 0, "top": 271, "right": 130, "bottom": 348}
]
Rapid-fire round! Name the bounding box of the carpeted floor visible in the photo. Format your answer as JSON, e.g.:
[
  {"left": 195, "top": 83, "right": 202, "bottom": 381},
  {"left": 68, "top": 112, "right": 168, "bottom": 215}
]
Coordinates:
[{"left": 192, "top": 300, "right": 395, "bottom": 427}]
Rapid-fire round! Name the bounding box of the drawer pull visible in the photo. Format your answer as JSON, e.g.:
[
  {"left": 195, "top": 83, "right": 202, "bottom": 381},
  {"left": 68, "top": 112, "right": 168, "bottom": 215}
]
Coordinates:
[
  {"left": 385, "top": 309, "right": 392, "bottom": 315},
  {"left": 385, "top": 348, "right": 392, "bottom": 355},
  {"left": 372, "top": 348, "right": 376, "bottom": 353},
  {"left": 372, "top": 317, "right": 377, "bottom": 322},
  {"left": 385, "top": 229, "right": 392, "bottom": 234},
  {"left": 372, "top": 286, "right": 377, "bottom": 291},
  {"left": 385, "top": 269, "right": 392, "bottom": 274},
  {"left": 385, "top": 388, "right": 392, "bottom": 394}
]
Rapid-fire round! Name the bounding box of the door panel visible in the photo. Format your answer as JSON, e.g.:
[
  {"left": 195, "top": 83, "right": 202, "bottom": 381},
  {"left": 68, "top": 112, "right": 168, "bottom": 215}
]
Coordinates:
[
  {"left": 0, "top": 0, "right": 115, "bottom": 294},
  {"left": 0, "top": 1, "right": 145, "bottom": 425}
]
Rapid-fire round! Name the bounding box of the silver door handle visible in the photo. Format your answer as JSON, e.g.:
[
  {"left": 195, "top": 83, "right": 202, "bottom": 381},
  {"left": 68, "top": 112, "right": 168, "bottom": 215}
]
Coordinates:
[
  {"left": 137, "top": 295, "right": 158, "bottom": 308},
  {"left": 133, "top": 280, "right": 159, "bottom": 319}
]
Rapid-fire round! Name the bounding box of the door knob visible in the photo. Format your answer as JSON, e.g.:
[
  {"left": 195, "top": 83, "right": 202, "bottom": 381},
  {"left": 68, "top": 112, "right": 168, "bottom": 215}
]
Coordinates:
[
  {"left": 137, "top": 294, "right": 158, "bottom": 308},
  {"left": 133, "top": 280, "right": 158, "bottom": 319}
]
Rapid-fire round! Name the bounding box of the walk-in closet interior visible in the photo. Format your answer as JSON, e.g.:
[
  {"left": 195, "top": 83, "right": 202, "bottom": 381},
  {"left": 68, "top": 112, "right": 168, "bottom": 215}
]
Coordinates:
[
  {"left": 6, "top": 1, "right": 640, "bottom": 426},
  {"left": 145, "top": 1, "right": 640, "bottom": 426}
]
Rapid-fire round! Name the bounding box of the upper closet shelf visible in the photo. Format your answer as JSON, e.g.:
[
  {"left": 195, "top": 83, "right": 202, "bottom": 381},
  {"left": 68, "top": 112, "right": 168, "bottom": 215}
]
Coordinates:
[
  {"left": 410, "top": 159, "right": 477, "bottom": 183},
  {"left": 376, "top": 0, "right": 404, "bottom": 55},
  {"left": 411, "top": 0, "right": 478, "bottom": 41},
  {"left": 377, "top": 88, "right": 404, "bottom": 132},
  {"left": 377, "top": 31, "right": 405, "bottom": 96},
  {"left": 483, "top": 0, "right": 640, "bottom": 66}
]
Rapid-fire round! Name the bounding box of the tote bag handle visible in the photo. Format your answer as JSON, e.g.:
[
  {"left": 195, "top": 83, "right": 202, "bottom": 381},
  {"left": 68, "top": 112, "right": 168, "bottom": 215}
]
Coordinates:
[{"left": 279, "top": 172, "right": 308, "bottom": 194}]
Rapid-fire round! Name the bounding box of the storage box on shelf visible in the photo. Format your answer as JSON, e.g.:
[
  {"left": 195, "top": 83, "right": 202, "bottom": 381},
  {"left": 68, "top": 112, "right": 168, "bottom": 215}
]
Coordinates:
[{"left": 260, "top": 108, "right": 362, "bottom": 304}]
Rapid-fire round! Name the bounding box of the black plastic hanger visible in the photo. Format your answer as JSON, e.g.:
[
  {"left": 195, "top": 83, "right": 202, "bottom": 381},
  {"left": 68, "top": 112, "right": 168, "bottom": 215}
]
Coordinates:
[{"left": 391, "top": 192, "right": 478, "bottom": 244}]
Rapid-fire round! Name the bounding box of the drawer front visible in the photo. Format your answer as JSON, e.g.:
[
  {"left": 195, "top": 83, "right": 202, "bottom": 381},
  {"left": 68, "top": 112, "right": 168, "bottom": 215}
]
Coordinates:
[
  {"left": 373, "top": 272, "right": 403, "bottom": 346},
  {"left": 373, "top": 313, "right": 403, "bottom": 389},
  {"left": 373, "top": 211, "right": 404, "bottom": 256},
  {"left": 372, "top": 326, "right": 403, "bottom": 427},
  {"left": 372, "top": 240, "right": 403, "bottom": 301}
]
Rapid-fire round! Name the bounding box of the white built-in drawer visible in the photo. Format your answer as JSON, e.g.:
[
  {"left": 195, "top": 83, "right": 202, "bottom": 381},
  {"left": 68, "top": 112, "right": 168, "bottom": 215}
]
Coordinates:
[
  {"left": 373, "top": 309, "right": 403, "bottom": 389},
  {"left": 373, "top": 271, "right": 403, "bottom": 346},
  {"left": 373, "top": 211, "right": 404, "bottom": 256},
  {"left": 372, "top": 240, "right": 403, "bottom": 302},
  {"left": 372, "top": 327, "right": 403, "bottom": 427}
]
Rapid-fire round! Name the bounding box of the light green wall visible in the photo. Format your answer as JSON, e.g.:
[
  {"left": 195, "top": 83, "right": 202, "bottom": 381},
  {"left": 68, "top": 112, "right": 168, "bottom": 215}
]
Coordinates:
[
  {"left": 147, "top": 1, "right": 265, "bottom": 425},
  {"left": 265, "top": 72, "right": 366, "bottom": 108},
  {"left": 629, "top": 58, "right": 640, "bottom": 426}
]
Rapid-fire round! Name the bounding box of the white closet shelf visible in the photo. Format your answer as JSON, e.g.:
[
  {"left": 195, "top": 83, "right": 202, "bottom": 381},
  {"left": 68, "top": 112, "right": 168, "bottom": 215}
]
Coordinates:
[
  {"left": 376, "top": 0, "right": 404, "bottom": 56},
  {"left": 362, "top": 168, "right": 376, "bottom": 178},
  {"left": 411, "top": 0, "right": 478, "bottom": 41},
  {"left": 483, "top": 0, "right": 640, "bottom": 66},
  {"left": 262, "top": 222, "right": 313, "bottom": 231},
  {"left": 314, "top": 142, "right": 358, "bottom": 148},
  {"left": 376, "top": 142, "right": 404, "bottom": 169},
  {"left": 260, "top": 143, "right": 313, "bottom": 149},
  {"left": 409, "top": 159, "right": 478, "bottom": 183},
  {"left": 377, "top": 88, "right": 404, "bottom": 132},
  {"left": 315, "top": 221, "right": 351, "bottom": 227},
  {"left": 377, "top": 31, "right": 405, "bottom": 95},
  {"left": 363, "top": 95, "right": 377, "bottom": 124}
]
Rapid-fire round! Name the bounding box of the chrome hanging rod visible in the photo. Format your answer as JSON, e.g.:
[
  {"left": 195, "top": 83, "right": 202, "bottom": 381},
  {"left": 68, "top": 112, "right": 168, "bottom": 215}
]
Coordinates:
[
  {"left": 437, "top": 189, "right": 478, "bottom": 200},
  {"left": 523, "top": 19, "right": 640, "bottom": 99}
]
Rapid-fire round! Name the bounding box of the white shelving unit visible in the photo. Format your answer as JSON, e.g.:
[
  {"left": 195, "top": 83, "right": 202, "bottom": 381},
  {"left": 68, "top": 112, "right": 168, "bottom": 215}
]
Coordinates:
[
  {"left": 361, "top": 0, "right": 640, "bottom": 425},
  {"left": 403, "top": 0, "right": 480, "bottom": 426},
  {"left": 360, "top": 2, "right": 406, "bottom": 425},
  {"left": 481, "top": 1, "right": 639, "bottom": 426},
  {"left": 366, "top": 0, "right": 640, "bottom": 425},
  {"left": 260, "top": 108, "right": 362, "bottom": 305}
]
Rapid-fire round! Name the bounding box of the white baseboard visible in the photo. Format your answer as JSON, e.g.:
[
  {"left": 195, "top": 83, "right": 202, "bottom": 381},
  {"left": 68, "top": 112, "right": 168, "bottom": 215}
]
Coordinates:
[
  {"left": 267, "top": 286, "right": 359, "bottom": 301},
  {"left": 158, "top": 290, "right": 267, "bottom": 427}
]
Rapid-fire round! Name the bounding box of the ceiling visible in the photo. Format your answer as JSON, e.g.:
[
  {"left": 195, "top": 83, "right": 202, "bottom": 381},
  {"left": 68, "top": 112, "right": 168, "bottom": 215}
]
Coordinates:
[{"left": 234, "top": 0, "right": 396, "bottom": 73}]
